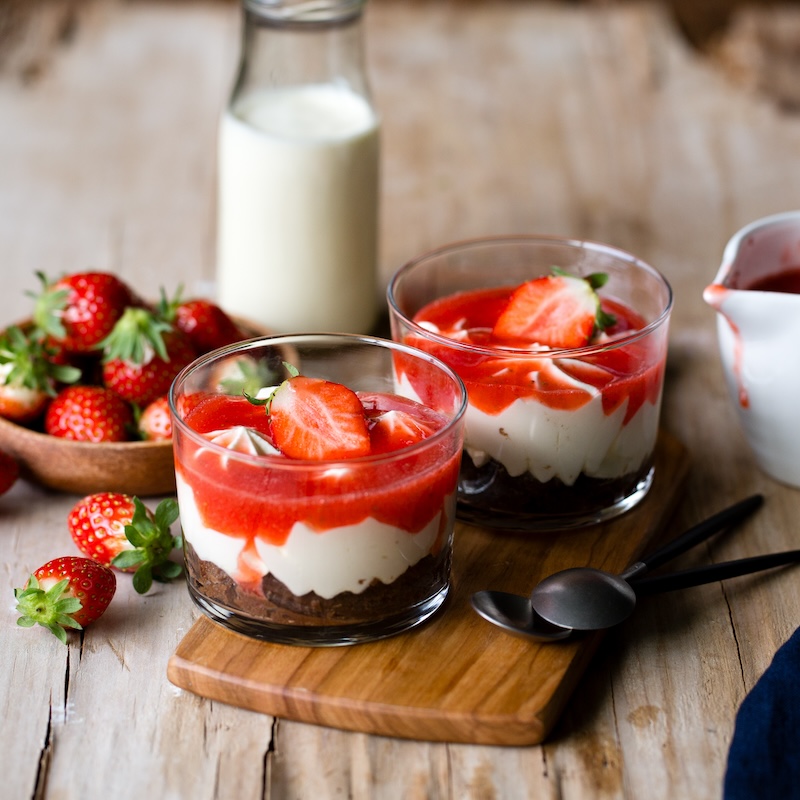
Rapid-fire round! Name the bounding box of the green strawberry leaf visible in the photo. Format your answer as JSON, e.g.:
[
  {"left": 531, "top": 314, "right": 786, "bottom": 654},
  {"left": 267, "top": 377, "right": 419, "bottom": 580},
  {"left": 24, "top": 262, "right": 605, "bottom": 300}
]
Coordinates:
[
  {"left": 118, "top": 497, "right": 185, "bottom": 594},
  {"left": 13, "top": 575, "right": 84, "bottom": 645},
  {"left": 132, "top": 565, "right": 154, "bottom": 595},
  {"left": 30, "top": 272, "right": 71, "bottom": 340},
  {"left": 55, "top": 613, "right": 82, "bottom": 630},
  {"left": 47, "top": 623, "right": 68, "bottom": 645},
  {"left": 111, "top": 550, "right": 147, "bottom": 569},
  {"left": 153, "top": 498, "right": 179, "bottom": 530},
  {"left": 586, "top": 272, "right": 610, "bottom": 290},
  {"left": 0, "top": 325, "right": 80, "bottom": 394},
  {"left": 55, "top": 597, "right": 83, "bottom": 615},
  {"left": 101, "top": 307, "right": 172, "bottom": 365},
  {"left": 153, "top": 561, "right": 184, "bottom": 582}
]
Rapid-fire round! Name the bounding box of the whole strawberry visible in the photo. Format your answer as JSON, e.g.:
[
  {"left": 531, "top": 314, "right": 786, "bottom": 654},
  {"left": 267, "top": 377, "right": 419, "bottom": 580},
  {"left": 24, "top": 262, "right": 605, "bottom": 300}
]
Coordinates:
[
  {"left": 0, "top": 448, "right": 19, "bottom": 496},
  {"left": 0, "top": 325, "right": 81, "bottom": 423},
  {"left": 14, "top": 556, "right": 116, "bottom": 644},
  {"left": 159, "top": 290, "right": 245, "bottom": 354},
  {"left": 138, "top": 395, "right": 172, "bottom": 441},
  {"left": 32, "top": 271, "right": 138, "bottom": 354},
  {"left": 45, "top": 385, "right": 134, "bottom": 442},
  {"left": 68, "top": 493, "right": 183, "bottom": 594},
  {"left": 101, "top": 307, "right": 196, "bottom": 407}
]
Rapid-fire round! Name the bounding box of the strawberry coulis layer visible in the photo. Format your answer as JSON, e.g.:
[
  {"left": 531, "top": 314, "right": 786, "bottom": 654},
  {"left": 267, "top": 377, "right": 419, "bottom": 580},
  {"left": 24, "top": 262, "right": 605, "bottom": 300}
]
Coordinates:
[
  {"left": 175, "top": 393, "right": 460, "bottom": 547},
  {"left": 408, "top": 286, "right": 665, "bottom": 424}
]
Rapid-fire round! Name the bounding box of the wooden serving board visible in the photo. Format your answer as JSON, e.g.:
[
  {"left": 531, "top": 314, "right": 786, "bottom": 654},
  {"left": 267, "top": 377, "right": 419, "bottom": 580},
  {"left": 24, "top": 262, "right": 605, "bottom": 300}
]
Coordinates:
[{"left": 168, "top": 431, "right": 690, "bottom": 745}]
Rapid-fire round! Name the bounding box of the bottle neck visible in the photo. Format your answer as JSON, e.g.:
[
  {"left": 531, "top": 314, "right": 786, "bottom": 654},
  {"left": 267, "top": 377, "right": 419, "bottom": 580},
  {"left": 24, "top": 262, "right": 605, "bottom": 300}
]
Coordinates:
[{"left": 232, "top": 1, "right": 371, "bottom": 102}]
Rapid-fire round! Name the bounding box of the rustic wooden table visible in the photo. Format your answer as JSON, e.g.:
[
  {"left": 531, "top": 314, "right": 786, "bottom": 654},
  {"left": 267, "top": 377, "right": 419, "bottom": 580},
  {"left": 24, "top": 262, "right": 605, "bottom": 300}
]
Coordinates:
[{"left": 2, "top": 1, "right": 799, "bottom": 797}]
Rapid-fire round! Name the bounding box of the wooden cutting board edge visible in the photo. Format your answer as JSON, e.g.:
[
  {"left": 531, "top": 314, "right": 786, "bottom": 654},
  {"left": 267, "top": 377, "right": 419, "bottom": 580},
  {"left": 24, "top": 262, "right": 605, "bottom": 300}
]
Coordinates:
[{"left": 168, "top": 430, "right": 691, "bottom": 746}]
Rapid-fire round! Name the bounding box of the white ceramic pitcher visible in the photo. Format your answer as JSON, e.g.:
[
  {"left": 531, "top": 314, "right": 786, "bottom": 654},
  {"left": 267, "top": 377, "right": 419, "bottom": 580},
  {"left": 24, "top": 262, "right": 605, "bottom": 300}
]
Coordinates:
[{"left": 703, "top": 211, "right": 800, "bottom": 488}]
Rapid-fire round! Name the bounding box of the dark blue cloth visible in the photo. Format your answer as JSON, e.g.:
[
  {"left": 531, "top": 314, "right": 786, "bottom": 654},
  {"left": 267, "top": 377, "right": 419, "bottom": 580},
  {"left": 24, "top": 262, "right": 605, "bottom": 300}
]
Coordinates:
[{"left": 724, "top": 626, "right": 800, "bottom": 799}]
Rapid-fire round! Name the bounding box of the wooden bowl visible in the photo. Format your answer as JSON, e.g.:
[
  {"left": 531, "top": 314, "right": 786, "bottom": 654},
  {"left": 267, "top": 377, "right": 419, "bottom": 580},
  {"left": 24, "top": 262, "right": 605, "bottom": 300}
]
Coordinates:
[
  {"left": 0, "top": 316, "right": 271, "bottom": 497},
  {"left": 0, "top": 416, "right": 176, "bottom": 496}
]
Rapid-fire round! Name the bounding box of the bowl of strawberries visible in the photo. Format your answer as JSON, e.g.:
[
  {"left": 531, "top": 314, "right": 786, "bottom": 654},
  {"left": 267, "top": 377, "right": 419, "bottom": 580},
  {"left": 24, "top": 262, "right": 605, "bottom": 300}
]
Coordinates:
[{"left": 0, "top": 271, "right": 266, "bottom": 496}]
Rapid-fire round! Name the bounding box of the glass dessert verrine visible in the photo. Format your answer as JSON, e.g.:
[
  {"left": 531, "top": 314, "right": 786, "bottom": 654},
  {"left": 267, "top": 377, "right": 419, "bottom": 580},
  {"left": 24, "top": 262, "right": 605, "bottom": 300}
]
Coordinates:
[
  {"left": 387, "top": 235, "right": 673, "bottom": 531},
  {"left": 169, "top": 333, "right": 467, "bottom": 645}
]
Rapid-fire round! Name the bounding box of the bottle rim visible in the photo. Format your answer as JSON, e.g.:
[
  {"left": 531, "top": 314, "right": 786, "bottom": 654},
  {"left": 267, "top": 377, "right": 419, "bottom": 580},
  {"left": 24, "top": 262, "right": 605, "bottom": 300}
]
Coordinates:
[{"left": 243, "top": 0, "right": 366, "bottom": 22}]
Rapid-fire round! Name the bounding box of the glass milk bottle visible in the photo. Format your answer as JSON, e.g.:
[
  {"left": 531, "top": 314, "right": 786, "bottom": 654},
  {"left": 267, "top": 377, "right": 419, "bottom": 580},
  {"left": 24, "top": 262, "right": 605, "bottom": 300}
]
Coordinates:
[{"left": 216, "top": 0, "right": 380, "bottom": 334}]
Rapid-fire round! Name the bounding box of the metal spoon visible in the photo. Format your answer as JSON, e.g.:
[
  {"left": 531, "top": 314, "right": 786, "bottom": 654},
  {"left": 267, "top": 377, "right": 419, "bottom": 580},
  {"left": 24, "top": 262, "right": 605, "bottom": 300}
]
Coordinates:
[
  {"left": 472, "top": 547, "right": 800, "bottom": 641},
  {"left": 529, "top": 494, "right": 764, "bottom": 631},
  {"left": 471, "top": 589, "right": 574, "bottom": 641},
  {"left": 471, "top": 494, "right": 762, "bottom": 639}
]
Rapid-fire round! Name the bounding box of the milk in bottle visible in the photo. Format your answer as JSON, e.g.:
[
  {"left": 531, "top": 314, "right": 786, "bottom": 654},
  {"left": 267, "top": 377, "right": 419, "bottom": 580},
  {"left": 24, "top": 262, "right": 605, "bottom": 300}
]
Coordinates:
[{"left": 216, "top": 0, "right": 380, "bottom": 334}]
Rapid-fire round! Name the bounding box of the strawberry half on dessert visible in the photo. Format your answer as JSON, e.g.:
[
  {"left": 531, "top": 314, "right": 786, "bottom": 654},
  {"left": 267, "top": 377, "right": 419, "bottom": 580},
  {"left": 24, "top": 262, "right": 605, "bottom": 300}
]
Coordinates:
[
  {"left": 491, "top": 269, "right": 616, "bottom": 349},
  {"left": 257, "top": 367, "right": 371, "bottom": 460}
]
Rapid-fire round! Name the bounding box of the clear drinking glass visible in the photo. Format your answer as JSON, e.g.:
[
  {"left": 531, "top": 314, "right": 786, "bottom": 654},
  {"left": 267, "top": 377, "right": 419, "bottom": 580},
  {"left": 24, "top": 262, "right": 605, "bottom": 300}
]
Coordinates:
[
  {"left": 387, "top": 235, "right": 673, "bottom": 531},
  {"left": 170, "top": 334, "right": 466, "bottom": 645}
]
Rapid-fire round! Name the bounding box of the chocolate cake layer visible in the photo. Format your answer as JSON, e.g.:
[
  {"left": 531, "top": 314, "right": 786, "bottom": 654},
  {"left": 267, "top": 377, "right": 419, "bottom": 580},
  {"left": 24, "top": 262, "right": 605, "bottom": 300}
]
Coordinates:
[
  {"left": 457, "top": 452, "right": 653, "bottom": 522},
  {"left": 184, "top": 541, "right": 450, "bottom": 627}
]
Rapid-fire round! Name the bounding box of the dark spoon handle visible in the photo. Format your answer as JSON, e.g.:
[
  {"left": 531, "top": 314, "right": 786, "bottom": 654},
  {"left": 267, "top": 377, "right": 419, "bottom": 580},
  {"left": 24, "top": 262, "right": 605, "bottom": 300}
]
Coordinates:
[
  {"left": 631, "top": 549, "right": 800, "bottom": 595},
  {"left": 622, "top": 494, "right": 764, "bottom": 579}
]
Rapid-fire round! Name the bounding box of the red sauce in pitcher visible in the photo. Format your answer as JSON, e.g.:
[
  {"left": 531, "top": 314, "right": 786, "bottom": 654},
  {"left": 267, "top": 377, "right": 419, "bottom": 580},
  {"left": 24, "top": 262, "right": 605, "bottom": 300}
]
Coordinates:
[{"left": 746, "top": 267, "right": 800, "bottom": 294}]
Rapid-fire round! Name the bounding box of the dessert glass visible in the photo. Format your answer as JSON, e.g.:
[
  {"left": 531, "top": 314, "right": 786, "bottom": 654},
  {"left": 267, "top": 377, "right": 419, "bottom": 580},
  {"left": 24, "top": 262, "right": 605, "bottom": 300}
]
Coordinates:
[
  {"left": 387, "top": 235, "right": 673, "bottom": 531},
  {"left": 170, "top": 333, "right": 467, "bottom": 645}
]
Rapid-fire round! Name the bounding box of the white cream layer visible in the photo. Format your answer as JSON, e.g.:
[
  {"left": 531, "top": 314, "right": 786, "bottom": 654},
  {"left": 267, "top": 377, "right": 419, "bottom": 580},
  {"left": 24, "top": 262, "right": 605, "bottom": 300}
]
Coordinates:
[
  {"left": 176, "top": 474, "right": 450, "bottom": 599},
  {"left": 464, "top": 394, "right": 660, "bottom": 484},
  {"left": 395, "top": 366, "right": 660, "bottom": 485}
]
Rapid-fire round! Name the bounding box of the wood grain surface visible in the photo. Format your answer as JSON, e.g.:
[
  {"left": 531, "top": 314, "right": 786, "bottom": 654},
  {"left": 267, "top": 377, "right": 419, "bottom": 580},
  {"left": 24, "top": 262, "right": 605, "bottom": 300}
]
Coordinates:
[{"left": 3, "top": 1, "right": 800, "bottom": 798}]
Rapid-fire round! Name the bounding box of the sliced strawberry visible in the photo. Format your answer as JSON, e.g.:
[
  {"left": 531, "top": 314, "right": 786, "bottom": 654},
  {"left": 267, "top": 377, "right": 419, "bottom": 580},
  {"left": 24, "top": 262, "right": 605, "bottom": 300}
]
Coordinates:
[
  {"left": 267, "top": 375, "right": 371, "bottom": 460},
  {"left": 491, "top": 270, "right": 615, "bottom": 349},
  {"left": 44, "top": 385, "right": 134, "bottom": 442},
  {"left": 183, "top": 393, "right": 274, "bottom": 440},
  {"left": 14, "top": 556, "right": 116, "bottom": 644},
  {"left": 367, "top": 408, "right": 438, "bottom": 455}
]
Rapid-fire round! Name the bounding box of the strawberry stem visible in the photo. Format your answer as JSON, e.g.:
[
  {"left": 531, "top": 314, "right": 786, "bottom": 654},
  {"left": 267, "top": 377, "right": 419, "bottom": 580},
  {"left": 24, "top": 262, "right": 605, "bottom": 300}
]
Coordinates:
[
  {"left": 30, "top": 271, "right": 71, "bottom": 341},
  {"left": 551, "top": 266, "right": 617, "bottom": 335},
  {"left": 0, "top": 325, "right": 81, "bottom": 394},
  {"left": 111, "top": 497, "right": 183, "bottom": 594},
  {"left": 585, "top": 272, "right": 609, "bottom": 291},
  {"left": 155, "top": 285, "right": 185, "bottom": 323},
  {"left": 14, "top": 576, "right": 84, "bottom": 645},
  {"left": 101, "top": 307, "right": 172, "bottom": 365},
  {"left": 245, "top": 362, "right": 299, "bottom": 414}
]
